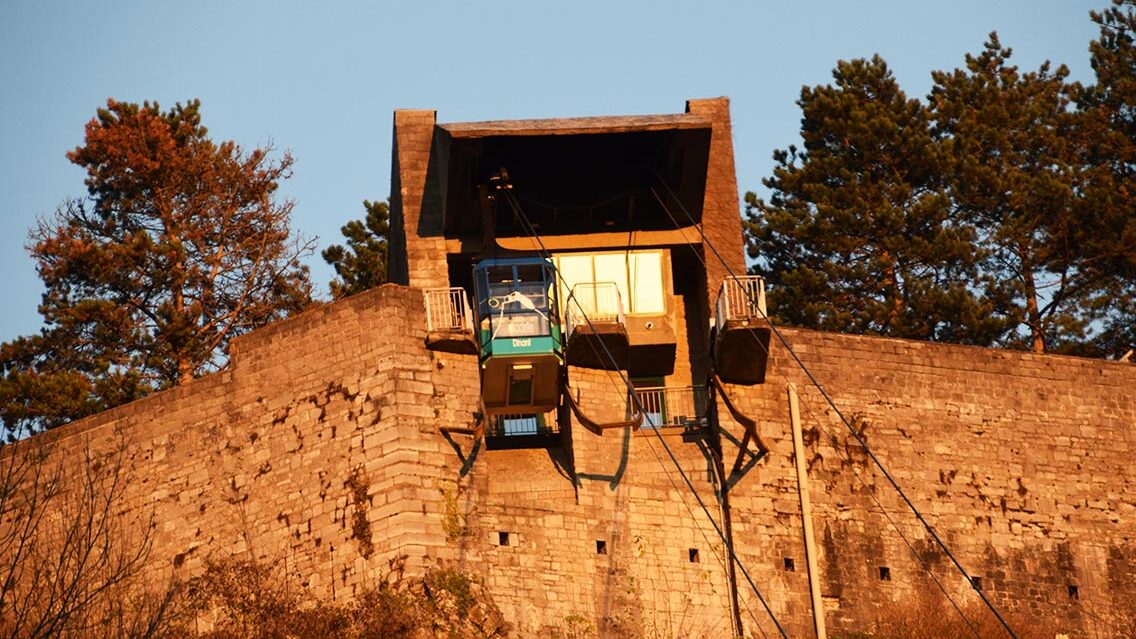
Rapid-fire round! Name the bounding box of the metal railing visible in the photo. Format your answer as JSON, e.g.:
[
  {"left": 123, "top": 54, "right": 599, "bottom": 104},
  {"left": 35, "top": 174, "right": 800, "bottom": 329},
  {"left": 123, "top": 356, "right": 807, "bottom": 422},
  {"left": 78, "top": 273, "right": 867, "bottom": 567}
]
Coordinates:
[
  {"left": 565, "top": 282, "right": 626, "bottom": 339},
  {"left": 488, "top": 410, "right": 559, "bottom": 437},
  {"left": 424, "top": 287, "right": 473, "bottom": 332},
  {"left": 715, "top": 275, "right": 767, "bottom": 328},
  {"left": 630, "top": 385, "right": 708, "bottom": 430}
]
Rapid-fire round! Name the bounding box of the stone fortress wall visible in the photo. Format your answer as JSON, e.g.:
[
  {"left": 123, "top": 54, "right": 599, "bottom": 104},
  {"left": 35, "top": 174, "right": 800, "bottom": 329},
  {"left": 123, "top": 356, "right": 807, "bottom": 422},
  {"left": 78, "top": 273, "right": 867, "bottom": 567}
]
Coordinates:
[{"left": 17, "top": 282, "right": 1136, "bottom": 638}]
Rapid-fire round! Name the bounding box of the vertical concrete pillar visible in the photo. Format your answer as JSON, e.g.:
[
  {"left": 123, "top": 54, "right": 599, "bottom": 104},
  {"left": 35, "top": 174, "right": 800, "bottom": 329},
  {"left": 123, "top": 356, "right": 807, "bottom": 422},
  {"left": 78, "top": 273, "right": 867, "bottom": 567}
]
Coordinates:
[
  {"left": 790, "top": 383, "right": 828, "bottom": 639},
  {"left": 389, "top": 109, "right": 450, "bottom": 290},
  {"left": 685, "top": 97, "right": 746, "bottom": 304}
]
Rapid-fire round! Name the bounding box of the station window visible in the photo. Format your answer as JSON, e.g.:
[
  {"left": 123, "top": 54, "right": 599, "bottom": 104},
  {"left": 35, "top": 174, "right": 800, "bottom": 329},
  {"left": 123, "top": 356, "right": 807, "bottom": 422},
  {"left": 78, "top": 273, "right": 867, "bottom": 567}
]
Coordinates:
[{"left": 553, "top": 250, "right": 667, "bottom": 316}]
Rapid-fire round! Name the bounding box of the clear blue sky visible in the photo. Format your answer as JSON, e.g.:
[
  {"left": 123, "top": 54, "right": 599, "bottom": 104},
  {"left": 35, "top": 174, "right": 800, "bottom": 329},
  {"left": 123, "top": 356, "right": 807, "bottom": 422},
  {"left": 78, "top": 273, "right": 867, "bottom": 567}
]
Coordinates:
[{"left": 0, "top": 0, "right": 1104, "bottom": 344}]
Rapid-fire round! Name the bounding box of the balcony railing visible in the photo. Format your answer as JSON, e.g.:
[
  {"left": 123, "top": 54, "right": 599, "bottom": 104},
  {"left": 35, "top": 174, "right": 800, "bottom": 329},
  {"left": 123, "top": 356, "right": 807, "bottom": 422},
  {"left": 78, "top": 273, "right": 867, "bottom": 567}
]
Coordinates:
[
  {"left": 630, "top": 385, "right": 708, "bottom": 430},
  {"left": 715, "top": 275, "right": 767, "bottom": 328},
  {"left": 565, "top": 282, "right": 626, "bottom": 339},
  {"left": 488, "top": 410, "right": 559, "bottom": 437},
  {"left": 425, "top": 287, "right": 473, "bottom": 332}
]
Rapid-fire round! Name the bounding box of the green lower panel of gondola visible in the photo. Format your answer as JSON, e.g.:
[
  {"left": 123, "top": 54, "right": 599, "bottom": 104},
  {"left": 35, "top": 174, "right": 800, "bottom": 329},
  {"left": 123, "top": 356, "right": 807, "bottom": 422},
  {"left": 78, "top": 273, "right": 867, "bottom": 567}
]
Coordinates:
[{"left": 478, "top": 328, "right": 562, "bottom": 360}]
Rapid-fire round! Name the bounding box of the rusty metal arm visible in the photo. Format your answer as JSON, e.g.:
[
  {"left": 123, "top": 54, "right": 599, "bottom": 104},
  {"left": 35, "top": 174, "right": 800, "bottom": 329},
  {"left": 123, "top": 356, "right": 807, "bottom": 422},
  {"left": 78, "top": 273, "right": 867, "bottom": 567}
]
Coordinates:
[
  {"left": 564, "top": 388, "right": 643, "bottom": 435},
  {"left": 439, "top": 398, "right": 488, "bottom": 440},
  {"left": 712, "top": 375, "right": 769, "bottom": 473}
]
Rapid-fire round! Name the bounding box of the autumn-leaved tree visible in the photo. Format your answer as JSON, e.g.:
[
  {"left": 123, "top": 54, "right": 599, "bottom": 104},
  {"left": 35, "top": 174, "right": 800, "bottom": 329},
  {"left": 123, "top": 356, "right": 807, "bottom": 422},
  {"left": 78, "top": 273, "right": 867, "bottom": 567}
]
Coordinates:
[
  {"left": 745, "top": 56, "right": 1011, "bottom": 344},
  {"left": 322, "top": 199, "right": 389, "bottom": 299},
  {"left": 0, "top": 99, "right": 313, "bottom": 438}
]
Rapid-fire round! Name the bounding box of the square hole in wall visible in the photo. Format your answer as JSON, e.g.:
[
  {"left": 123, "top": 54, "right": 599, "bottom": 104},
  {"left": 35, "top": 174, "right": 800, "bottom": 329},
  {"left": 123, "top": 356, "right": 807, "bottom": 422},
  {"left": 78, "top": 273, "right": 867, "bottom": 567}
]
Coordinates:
[
  {"left": 971, "top": 576, "right": 982, "bottom": 591},
  {"left": 878, "top": 566, "right": 891, "bottom": 581},
  {"left": 783, "top": 557, "right": 795, "bottom": 572},
  {"left": 688, "top": 548, "right": 700, "bottom": 563},
  {"left": 1068, "top": 584, "right": 1079, "bottom": 599},
  {"left": 498, "top": 531, "right": 510, "bottom": 547},
  {"left": 596, "top": 540, "right": 607, "bottom": 555}
]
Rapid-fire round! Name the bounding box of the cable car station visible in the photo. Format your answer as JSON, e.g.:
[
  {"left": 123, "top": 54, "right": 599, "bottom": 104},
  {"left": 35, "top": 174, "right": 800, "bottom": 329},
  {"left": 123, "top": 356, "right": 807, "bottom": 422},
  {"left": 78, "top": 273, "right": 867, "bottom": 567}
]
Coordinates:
[{"left": 397, "top": 99, "right": 772, "bottom": 454}]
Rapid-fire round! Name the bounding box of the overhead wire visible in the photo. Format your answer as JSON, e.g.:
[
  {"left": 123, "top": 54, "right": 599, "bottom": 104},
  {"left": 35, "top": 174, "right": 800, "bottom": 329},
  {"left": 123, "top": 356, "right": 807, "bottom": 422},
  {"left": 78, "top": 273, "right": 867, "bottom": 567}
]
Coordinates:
[
  {"left": 494, "top": 182, "right": 791, "bottom": 639},
  {"left": 645, "top": 184, "right": 983, "bottom": 638},
  {"left": 554, "top": 264, "right": 768, "bottom": 635},
  {"left": 505, "top": 187, "right": 781, "bottom": 637},
  {"left": 794, "top": 397, "right": 983, "bottom": 639},
  {"left": 568, "top": 311, "right": 770, "bottom": 637},
  {"left": 650, "top": 170, "right": 1022, "bottom": 639}
]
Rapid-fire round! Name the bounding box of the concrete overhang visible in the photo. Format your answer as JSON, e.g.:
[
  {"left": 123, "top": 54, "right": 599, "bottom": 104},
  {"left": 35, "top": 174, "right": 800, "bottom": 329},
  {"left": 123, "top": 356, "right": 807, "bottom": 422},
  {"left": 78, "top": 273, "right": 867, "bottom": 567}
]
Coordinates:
[{"left": 435, "top": 113, "right": 714, "bottom": 243}]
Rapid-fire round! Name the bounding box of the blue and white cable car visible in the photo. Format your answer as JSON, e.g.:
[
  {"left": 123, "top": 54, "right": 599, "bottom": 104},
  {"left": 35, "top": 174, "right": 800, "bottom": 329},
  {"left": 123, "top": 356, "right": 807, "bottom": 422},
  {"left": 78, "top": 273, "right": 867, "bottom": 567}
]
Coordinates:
[{"left": 473, "top": 258, "right": 564, "bottom": 415}]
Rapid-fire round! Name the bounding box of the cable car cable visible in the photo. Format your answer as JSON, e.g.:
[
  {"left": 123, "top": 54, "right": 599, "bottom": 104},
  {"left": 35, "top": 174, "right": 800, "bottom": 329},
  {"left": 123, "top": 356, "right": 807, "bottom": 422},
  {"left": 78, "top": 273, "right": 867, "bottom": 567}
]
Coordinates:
[
  {"left": 792, "top": 399, "right": 983, "bottom": 639},
  {"left": 646, "top": 185, "right": 983, "bottom": 638},
  {"left": 651, "top": 171, "right": 1021, "bottom": 639},
  {"left": 556, "top": 271, "right": 769, "bottom": 636},
  {"left": 497, "top": 186, "right": 792, "bottom": 639},
  {"left": 559, "top": 311, "right": 771, "bottom": 638},
  {"left": 503, "top": 187, "right": 783, "bottom": 637},
  {"left": 648, "top": 187, "right": 982, "bottom": 639},
  {"left": 651, "top": 175, "right": 1004, "bottom": 637}
]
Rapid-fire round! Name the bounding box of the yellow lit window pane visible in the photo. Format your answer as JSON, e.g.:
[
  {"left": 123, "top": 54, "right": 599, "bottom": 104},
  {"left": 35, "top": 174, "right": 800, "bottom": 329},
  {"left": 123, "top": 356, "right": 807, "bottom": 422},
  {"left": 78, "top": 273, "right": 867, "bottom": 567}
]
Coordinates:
[
  {"left": 593, "top": 253, "right": 630, "bottom": 315},
  {"left": 556, "top": 254, "right": 594, "bottom": 313},
  {"left": 554, "top": 250, "right": 667, "bottom": 316},
  {"left": 629, "top": 252, "right": 665, "bottom": 314}
]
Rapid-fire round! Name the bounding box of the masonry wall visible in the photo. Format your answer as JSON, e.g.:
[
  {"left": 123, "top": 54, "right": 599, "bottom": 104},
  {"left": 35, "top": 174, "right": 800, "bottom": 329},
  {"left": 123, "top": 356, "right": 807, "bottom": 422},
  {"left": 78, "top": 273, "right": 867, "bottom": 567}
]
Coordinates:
[
  {"left": 722, "top": 331, "right": 1136, "bottom": 637},
  {"left": 10, "top": 284, "right": 1135, "bottom": 638}
]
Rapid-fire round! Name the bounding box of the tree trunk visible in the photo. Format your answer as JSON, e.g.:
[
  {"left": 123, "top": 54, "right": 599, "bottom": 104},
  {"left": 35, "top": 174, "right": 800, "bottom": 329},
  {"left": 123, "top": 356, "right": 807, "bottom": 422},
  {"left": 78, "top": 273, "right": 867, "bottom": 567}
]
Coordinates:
[
  {"left": 177, "top": 356, "right": 193, "bottom": 385},
  {"left": 881, "top": 251, "right": 904, "bottom": 332},
  {"left": 1023, "top": 264, "right": 1046, "bottom": 353}
]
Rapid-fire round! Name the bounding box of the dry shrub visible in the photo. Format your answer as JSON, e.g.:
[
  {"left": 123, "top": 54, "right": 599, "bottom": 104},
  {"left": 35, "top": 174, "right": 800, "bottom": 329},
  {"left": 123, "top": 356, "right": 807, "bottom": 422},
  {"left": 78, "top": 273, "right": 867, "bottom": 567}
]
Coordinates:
[
  {"left": 0, "top": 435, "right": 184, "bottom": 639},
  {"left": 177, "top": 556, "right": 508, "bottom": 639}
]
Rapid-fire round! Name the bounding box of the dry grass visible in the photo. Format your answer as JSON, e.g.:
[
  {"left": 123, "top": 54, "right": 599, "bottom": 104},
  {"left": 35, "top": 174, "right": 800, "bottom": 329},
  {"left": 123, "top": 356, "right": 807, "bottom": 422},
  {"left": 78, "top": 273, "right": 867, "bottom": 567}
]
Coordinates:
[{"left": 832, "top": 592, "right": 1053, "bottom": 639}]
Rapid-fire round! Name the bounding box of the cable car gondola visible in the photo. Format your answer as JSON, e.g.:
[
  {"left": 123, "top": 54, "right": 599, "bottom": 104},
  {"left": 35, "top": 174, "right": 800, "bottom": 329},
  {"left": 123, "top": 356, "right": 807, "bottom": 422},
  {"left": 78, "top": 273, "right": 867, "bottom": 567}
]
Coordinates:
[{"left": 473, "top": 257, "right": 564, "bottom": 415}]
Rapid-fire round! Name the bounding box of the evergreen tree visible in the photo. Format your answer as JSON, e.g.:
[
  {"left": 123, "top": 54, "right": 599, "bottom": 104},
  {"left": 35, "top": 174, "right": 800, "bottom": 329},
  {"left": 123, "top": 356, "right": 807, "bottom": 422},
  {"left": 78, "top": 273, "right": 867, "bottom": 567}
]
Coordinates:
[
  {"left": 0, "top": 99, "right": 313, "bottom": 438},
  {"left": 931, "top": 35, "right": 1085, "bottom": 354},
  {"left": 322, "top": 200, "right": 390, "bottom": 299},
  {"left": 1078, "top": 0, "right": 1136, "bottom": 358},
  {"left": 745, "top": 56, "right": 1010, "bottom": 344}
]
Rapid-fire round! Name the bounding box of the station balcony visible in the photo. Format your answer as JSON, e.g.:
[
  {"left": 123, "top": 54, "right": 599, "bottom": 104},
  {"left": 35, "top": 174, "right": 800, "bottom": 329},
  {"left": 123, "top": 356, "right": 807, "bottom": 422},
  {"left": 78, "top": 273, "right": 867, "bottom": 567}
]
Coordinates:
[
  {"left": 713, "top": 276, "right": 772, "bottom": 385},
  {"left": 564, "top": 282, "right": 629, "bottom": 370},
  {"left": 630, "top": 385, "right": 708, "bottom": 432},
  {"left": 424, "top": 287, "right": 477, "bottom": 354}
]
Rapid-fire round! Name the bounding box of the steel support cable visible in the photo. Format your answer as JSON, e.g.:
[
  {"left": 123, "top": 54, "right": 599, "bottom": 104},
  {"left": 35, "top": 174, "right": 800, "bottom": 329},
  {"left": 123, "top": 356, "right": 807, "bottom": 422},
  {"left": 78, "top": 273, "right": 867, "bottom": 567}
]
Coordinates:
[
  {"left": 510, "top": 193, "right": 778, "bottom": 639},
  {"left": 558, "top": 287, "right": 760, "bottom": 635},
  {"left": 793, "top": 398, "right": 983, "bottom": 639},
  {"left": 497, "top": 186, "right": 791, "bottom": 639},
  {"left": 648, "top": 185, "right": 985, "bottom": 637},
  {"left": 558, "top": 306, "right": 767, "bottom": 632},
  {"left": 566, "top": 334, "right": 769, "bottom": 638},
  {"left": 559, "top": 293, "right": 769, "bottom": 638},
  {"left": 504, "top": 188, "right": 779, "bottom": 638},
  {"left": 647, "top": 186, "right": 983, "bottom": 639},
  {"left": 651, "top": 171, "right": 1022, "bottom": 639}
]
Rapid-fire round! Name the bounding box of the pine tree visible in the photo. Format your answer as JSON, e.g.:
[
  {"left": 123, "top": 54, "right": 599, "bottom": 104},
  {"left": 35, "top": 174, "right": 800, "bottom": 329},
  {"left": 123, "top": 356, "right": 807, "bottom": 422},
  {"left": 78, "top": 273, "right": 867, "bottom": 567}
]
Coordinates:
[
  {"left": 1078, "top": 0, "right": 1136, "bottom": 358},
  {"left": 0, "top": 99, "right": 313, "bottom": 438},
  {"left": 745, "top": 56, "right": 1010, "bottom": 344},
  {"left": 322, "top": 200, "right": 390, "bottom": 299},
  {"left": 931, "top": 35, "right": 1085, "bottom": 354}
]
